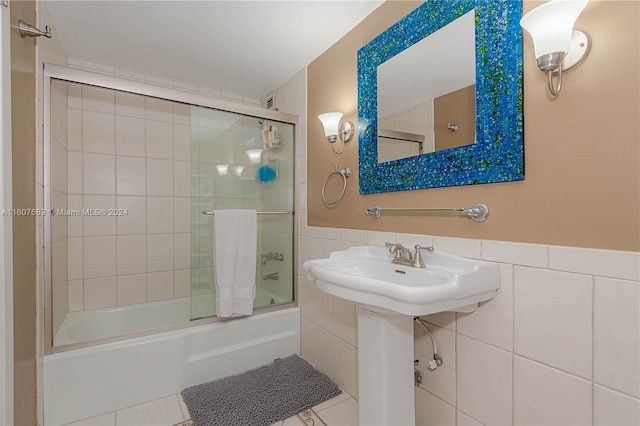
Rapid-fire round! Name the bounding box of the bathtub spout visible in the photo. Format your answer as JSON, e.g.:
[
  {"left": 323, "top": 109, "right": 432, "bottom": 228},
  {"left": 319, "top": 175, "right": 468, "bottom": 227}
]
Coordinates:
[{"left": 262, "top": 272, "right": 279, "bottom": 280}]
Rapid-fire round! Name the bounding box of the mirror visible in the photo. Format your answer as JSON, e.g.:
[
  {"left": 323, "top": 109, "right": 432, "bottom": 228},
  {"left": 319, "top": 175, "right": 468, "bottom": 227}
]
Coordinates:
[
  {"left": 377, "top": 10, "right": 476, "bottom": 162},
  {"left": 358, "top": 0, "right": 524, "bottom": 194}
]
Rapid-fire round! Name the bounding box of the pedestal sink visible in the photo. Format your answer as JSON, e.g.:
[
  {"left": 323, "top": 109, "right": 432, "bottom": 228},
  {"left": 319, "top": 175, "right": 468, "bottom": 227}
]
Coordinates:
[{"left": 303, "top": 246, "right": 500, "bottom": 426}]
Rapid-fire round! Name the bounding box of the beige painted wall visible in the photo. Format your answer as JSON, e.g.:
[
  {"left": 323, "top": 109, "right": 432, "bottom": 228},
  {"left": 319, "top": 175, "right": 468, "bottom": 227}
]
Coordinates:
[
  {"left": 10, "top": 1, "right": 37, "bottom": 424},
  {"left": 307, "top": 0, "right": 640, "bottom": 252},
  {"left": 434, "top": 85, "right": 475, "bottom": 151}
]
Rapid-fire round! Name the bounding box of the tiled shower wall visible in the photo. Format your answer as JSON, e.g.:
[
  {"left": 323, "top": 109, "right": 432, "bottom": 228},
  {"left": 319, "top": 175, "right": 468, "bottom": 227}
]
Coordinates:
[
  {"left": 61, "top": 83, "right": 194, "bottom": 312},
  {"left": 297, "top": 228, "right": 640, "bottom": 425}
]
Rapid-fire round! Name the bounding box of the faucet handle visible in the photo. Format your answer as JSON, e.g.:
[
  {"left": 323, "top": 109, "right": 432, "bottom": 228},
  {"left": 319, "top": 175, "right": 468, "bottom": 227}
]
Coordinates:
[
  {"left": 413, "top": 245, "right": 434, "bottom": 268},
  {"left": 385, "top": 242, "right": 399, "bottom": 252}
]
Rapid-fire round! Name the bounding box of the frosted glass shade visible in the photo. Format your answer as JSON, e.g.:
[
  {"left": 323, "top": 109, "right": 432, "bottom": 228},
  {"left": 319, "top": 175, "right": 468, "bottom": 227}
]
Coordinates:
[
  {"left": 318, "top": 112, "right": 343, "bottom": 138},
  {"left": 520, "top": 0, "right": 588, "bottom": 59},
  {"left": 245, "top": 149, "right": 263, "bottom": 164},
  {"left": 215, "top": 164, "right": 229, "bottom": 176},
  {"left": 231, "top": 165, "right": 244, "bottom": 176}
]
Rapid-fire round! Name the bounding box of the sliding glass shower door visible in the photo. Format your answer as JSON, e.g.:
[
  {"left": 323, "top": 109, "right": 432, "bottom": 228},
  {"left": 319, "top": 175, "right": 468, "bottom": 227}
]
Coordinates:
[{"left": 189, "top": 106, "right": 295, "bottom": 320}]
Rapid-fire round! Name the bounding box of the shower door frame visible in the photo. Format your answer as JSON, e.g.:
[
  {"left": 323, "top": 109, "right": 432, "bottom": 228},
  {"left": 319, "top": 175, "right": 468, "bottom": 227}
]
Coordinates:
[{"left": 43, "top": 63, "right": 299, "bottom": 354}]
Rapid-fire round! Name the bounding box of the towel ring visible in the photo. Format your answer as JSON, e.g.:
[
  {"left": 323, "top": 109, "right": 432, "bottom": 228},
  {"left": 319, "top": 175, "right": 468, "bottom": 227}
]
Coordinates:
[{"left": 322, "top": 166, "right": 351, "bottom": 206}]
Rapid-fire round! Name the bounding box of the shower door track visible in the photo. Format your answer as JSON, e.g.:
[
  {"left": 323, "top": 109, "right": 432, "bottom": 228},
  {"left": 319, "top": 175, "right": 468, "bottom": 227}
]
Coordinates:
[
  {"left": 42, "top": 63, "right": 300, "bottom": 354},
  {"left": 201, "top": 210, "right": 293, "bottom": 216}
]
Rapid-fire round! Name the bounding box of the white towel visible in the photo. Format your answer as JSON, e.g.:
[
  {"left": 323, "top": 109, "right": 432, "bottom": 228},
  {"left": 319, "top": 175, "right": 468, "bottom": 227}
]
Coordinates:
[{"left": 213, "top": 209, "right": 257, "bottom": 317}]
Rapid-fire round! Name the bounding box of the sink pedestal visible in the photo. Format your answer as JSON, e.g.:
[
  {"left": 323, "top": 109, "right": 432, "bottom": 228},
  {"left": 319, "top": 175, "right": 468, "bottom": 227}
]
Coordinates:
[{"left": 357, "top": 306, "right": 415, "bottom": 426}]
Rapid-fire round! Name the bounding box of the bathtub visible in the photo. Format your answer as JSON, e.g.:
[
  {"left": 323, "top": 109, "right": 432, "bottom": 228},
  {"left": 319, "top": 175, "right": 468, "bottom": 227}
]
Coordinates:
[
  {"left": 44, "top": 298, "right": 300, "bottom": 425},
  {"left": 54, "top": 289, "right": 287, "bottom": 346}
]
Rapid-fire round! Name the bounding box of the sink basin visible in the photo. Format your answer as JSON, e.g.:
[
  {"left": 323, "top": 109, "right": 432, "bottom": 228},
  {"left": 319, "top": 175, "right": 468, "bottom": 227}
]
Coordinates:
[{"left": 303, "top": 246, "right": 500, "bottom": 316}]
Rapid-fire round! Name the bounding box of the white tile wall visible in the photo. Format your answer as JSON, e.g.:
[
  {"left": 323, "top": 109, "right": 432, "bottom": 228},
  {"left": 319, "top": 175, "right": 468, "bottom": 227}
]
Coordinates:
[
  {"left": 333, "top": 337, "right": 357, "bottom": 398},
  {"left": 116, "top": 156, "right": 146, "bottom": 195},
  {"left": 146, "top": 120, "right": 174, "bottom": 160},
  {"left": 146, "top": 159, "right": 173, "bottom": 196},
  {"left": 82, "top": 110, "right": 115, "bottom": 154},
  {"left": 64, "top": 81, "right": 196, "bottom": 311},
  {"left": 115, "top": 92, "right": 146, "bottom": 119},
  {"left": 549, "top": 246, "right": 640, "bottom": 281},
  {"left": 116, "top": 236, "right": 147, "bottom": 275},
  {"left": 457, "top": 334, "right": 512, "bottom": 425},
  {"left": 456, "top": 410, "right": 483, "bottom": 426},
  {"left": 58, "top": 63, "right": 273, "bottom": 316},
  {"left": 297, "top": 225, "right": 640, "bottom": 425},
  {"left": 83, "top": 237, "right": 116, "bottom": 278},
  {"left": 83, "top": 195, "right": 116, "bottom": 236},
  {"left": 415, "top": 322, "right": 456, "bottom": 405},
  {"left": 147, "top": 234, "right": 174, "bottom": 273},
  {"left": 116, "top": 116, "right": 146, "bottom": 157},
  {"left": 82, "top": 85, "right": 115, "bottom": 114},
  {"left": 415, "top": 386, "right": 455, "bottom": 426},
  {"left": 83, "top": 153, "right": 115, "bottom": 194},
  {"left": 457, "top": 263, "right": 513, "bottom": 351},
  {"left": 146, "top": 197, "right": 174, "bottom": 234},
  {"left": 514, "top": 356, "right": 592, "bottom": 425},
  {"left": 147, "top": 271, "right": 175, "bottom": 302},
  {"left": 116, "top": 274, "right": 147, "bottom": 306},
  {"left": 593, "top": 277, "right": 640, "bottom": 398},
  {"left": 67, "top": 108, "right": 82, "bottom": 151},
  {"left": 84, "top": 277, "right": 117, "bottom": 310},
  {"left": 514, "top": 267, "right": 593, "bottom": 379},
  {"left": 67, "top": 152, "right": 83, "bottom": 194},
  {"left": 593, "top": 385, "right": 640, "bottom": 426},
  {"left": 117, "top": 196, "right": 146, "bottom": 235}
]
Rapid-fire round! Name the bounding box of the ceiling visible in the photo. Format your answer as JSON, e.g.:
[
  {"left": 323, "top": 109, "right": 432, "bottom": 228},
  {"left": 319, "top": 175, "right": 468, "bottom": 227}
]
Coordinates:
[{"left": 44, "top": 1, "right": 383, "bottom": 101}]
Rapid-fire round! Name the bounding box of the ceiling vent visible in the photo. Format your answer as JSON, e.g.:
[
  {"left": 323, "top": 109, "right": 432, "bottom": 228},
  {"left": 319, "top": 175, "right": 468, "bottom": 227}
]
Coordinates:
[{"left": 264, "top": 93, "right": 276, "bottom": 110}]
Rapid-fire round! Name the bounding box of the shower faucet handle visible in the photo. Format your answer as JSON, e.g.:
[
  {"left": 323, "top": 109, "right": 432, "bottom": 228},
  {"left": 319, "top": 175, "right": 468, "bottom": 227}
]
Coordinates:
[{"left": 261, "top": 251, "right": 284, "bottom": 265}]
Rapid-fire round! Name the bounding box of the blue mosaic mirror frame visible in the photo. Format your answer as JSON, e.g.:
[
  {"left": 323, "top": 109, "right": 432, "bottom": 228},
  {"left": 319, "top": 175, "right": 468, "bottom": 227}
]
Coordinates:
[{"left": 358, "top": 0, "right": 523, "bottom": 194}]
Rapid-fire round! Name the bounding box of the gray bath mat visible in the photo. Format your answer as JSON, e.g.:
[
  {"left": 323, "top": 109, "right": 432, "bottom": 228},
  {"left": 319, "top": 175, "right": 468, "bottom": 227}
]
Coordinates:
[{"left": 181, "top": 354, "right": 342, "bottom": 426}]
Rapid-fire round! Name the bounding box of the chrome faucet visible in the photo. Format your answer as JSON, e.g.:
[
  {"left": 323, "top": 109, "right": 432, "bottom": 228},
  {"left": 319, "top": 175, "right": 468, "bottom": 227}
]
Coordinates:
[
  {"left": 385, "top": 242, "right": 413, "bottom": 263},
  {"left": 261, "top": 251, "right": 284, "bottom": 265},
  {"left": 385, "top": 242, "right": 434, "bottom": 268}
]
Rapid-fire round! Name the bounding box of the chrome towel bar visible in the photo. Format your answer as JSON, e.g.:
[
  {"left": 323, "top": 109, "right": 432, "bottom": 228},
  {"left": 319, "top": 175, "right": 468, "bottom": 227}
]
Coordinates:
[
  {"left": 365, "top": 203, "right": 489, "bottom": 222},
  {"left": 202, "top": 211, "right": 293, "bottom": 216}
]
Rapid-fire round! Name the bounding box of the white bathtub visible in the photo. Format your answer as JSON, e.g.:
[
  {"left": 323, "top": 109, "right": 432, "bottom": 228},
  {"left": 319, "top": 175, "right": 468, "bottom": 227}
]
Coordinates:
[
  {"left": 44, "top": 301, "right": 300, "bottom": 425},
  {"left": 54, "top": 289, "right": 287, "bottom": 346}
]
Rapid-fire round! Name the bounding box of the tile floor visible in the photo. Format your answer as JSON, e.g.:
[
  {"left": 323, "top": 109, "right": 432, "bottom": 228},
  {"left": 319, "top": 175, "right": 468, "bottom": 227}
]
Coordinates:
[{"left": 62, "top": 391, "right": 358, "bottom": 426}]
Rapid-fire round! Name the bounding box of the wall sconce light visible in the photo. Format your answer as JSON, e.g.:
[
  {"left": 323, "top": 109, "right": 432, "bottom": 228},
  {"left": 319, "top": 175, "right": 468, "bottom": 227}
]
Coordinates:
[
  {"left": 215, "top": 164, "right": 229, "bottom": 176},
  {"left": 231, "top": 165, "right": 245, "bottom": 177},
  {"left": 245, "top": 149, "right": 263, "bottom": 164},
  {"left": 317, "top": 112, "right": 354, "bottom": 154},
  {"left": 520, "top": 0, "right": 591, "bottom": 97}
]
